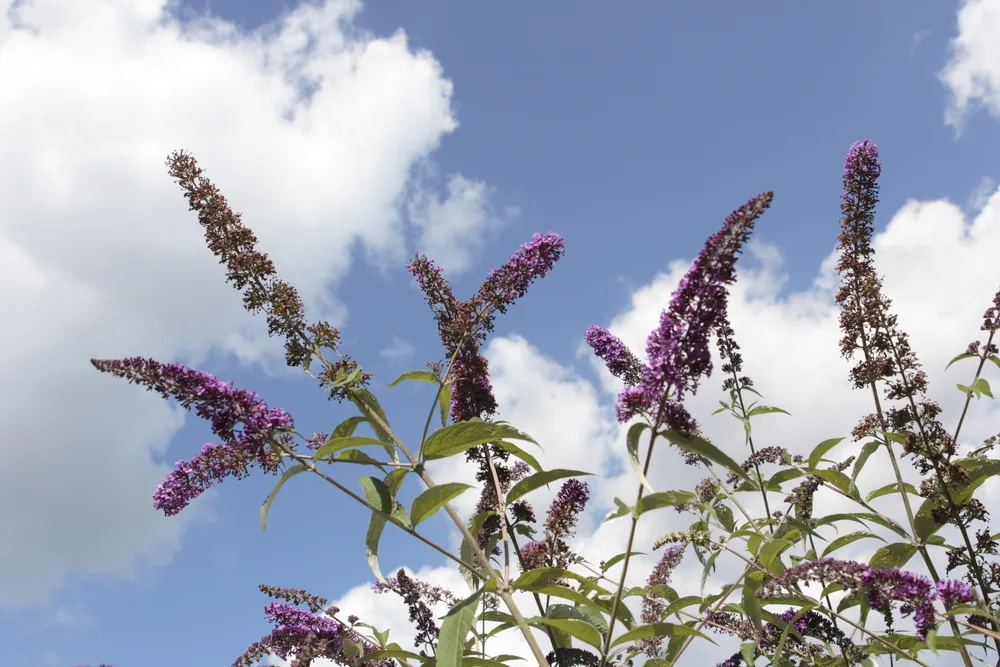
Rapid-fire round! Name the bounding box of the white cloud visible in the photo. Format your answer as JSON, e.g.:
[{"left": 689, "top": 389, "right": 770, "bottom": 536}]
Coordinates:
[
  {"left": 968, "top": 176, "right": 997, "bottom": 213},
  {"left": 380, "top": 336, "right": 415, "bottom": 362},
  {"left": 940, "top": 0, "right": 1000, "bottom": 129},
  {"left": 0, "top": 0, "right": 492, "bottom": 606},
  {"left": 408, "top": 174, "right": 501, "bottom": 274}
]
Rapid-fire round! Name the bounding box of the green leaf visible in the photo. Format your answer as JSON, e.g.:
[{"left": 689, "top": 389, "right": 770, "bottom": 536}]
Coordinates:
[
  {"left": 349, "top": 388, "right": 396, "bottom": 459},
  {"left": 811, "top": 469, "right": 853, "bottom": 495},
  {"left": 974, "top": 377, "right": 994, "bottom": 399},
  {"left": 410, "top": 483, "right": 474, "bottom": 527},
  {"left": 438, "top": 590, "right": 482, "bottom": 667},
  {"left": 605, "top": 497, "right": 631, "bottom": 522},
  {"left": 314, "top": 436, "right": 388, "bottom": 460},
  {"left": 626, "top": 422, "right": 654, "bottom": 493},
  {"left": 388, "top": 369, "right": 439, "bottom": 387},
  {"left": 634, "top": 491, "right": 697, "bottom": 517},
  {"left": 438, "top": 382, "right": 452, "bottom": 427},
  {"left": 260, "top": 463, "right": 309, "bottom": 530},
  {"left": 850, "top": 441, "right": 881, "bottom": 489},
  {"left": 758, "top": 540, "right": 793, "bottom": 573},
  {"left": 715, "top": 503, "right": 735, "bottom": 532},
  {"left": 527, "top": 617, "right": 603, "bottom": 650},
  {"left": 743, "top": 579, "right": 762, "bottom": 631},
  {"left": 945, "top": 351, "right": 979, "bottom": 370},
  {"left": 360, "top": 649, "right": 426, "bottom": 664},
  {"left": 808, "top": 437, "right": 844, "bottom": 470},
  {"left": 609, "top": 622, "right": 713, "bottom": 649},
  {"left": 989, "top": 354, "right": 1000, "bottom": 372},
  {"left": 361, "top": 470, "right": 408, "bottom": 580},
  {"left": 334, "top": 449, "right": 387, "bottom": 468},
  {"left": 506, "top": 469, "right": 592, "bottom": 505},
  {"left": 533, "top": 586, "right": 603, "bottom": 612},
  {"left": 700, "top": 549, "right": 720, "bottom": 596},
  {"left": 331, "top": 415, "right": 367, "bottom": 439},
  {"left": 511, "top": 567, "right": 595, "bottom": 591},
  {"left": 821, "top": 531, "right": 885, "bottom": 558},
  {"left": 746, "top": 405, "right": 791, "bottom": 418},
  {"left": 869, "top": 543, "right": 917, "bottom": 569},
  {"left": 602, "top": 551, "right": 644, "bottom": 573},
  {"left": 662, "top": 429, "right": 752, "bottom": 482},
  {"left": 865, "top": 482, "right": 919, "bottom": 503},
  {"left": 494, "top": 439, "right": 543, "bottom": 472},
  {"left": 422, "top": 419, "right": 538, "bottom": 461}
]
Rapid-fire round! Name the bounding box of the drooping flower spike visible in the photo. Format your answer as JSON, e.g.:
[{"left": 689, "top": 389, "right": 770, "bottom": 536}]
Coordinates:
[{"left": 91, "top": 357, "right": 295, "bottom": 515}]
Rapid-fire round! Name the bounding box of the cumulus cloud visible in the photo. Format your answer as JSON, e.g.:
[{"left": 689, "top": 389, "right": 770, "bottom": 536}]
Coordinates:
[
  {"left": 940, "top": 0, "right": 1000, "bottom": 129},
  {"left": 0, "top": 0, "right": 499, "bottom": 606},
  {"left": 408, "top": 174, "right": 502, "bottom": 274}
]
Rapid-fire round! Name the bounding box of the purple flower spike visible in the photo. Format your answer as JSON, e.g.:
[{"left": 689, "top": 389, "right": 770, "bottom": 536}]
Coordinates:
[
  {"left": 478, "top": 232, "right": 565, "bottom": 312},
  {"left": 91, "top": 357, "right": 295, "bottom": 515},
  {"left": 616, "top": 192, "right": 773, "bottom": 429},
  {"left": 759, "top": 557, "right": 977, "bottom": 641},
  {"left": 585, "top": 326, "right": 642, "bottom": 386}
]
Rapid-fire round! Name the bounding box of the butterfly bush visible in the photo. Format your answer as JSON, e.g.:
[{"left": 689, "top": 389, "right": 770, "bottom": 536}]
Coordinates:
[{"left": 85, "top": 142, "right": 1000, "bottom": 667}]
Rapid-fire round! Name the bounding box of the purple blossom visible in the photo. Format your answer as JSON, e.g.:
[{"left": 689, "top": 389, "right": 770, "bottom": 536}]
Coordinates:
[
  {"left": 639, "top": 545, "right": 685, "bottom": 657},
  {"left": 936, "top": 579, "right": 977, "bottom": 610},
  {"left": 758, "top": 558, "right": 977, "bottom": 640},
  {"left": 91, "top": 357, "right": 295, "bottom": 515},
  {"left": 843, "top": 140, "right": 881, "bottom": 182},
  {"left": 616, "top": 192, "right": 773, "bottom": 430},
  {"left": 477, "top": 232, "right": 565, "bottom": 312},
  {"left": 232, "top": 601, "right": 393, "bottom": 667},
  {"left": 519, "top": 479, "right": 590, "bottom": 571},
  {"left": 584, "top": 326, "right": 642, "bottom": 386}
]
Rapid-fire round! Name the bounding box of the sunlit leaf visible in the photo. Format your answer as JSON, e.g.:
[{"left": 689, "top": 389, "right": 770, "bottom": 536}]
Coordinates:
[
  {"left": 506, "top": 469, "right": 592, "bottom": 505},
  {"left": 438, "top": 590, "right": 482, "bottom": 667},
  {"left": 387, "top": 369, "right": 439, "bottom": 387},
  {"left": 422, "top": 419, "right": 538, "bottom": 461},
  {"left": 410, "top": 483, "right": 474, "bottom": 527}
]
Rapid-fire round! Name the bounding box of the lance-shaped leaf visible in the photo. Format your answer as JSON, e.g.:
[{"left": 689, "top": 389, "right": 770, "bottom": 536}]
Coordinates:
[
  {"left": 808, "top": 437, "right": 844, "bottom": 470},
  {"left": 662, "top": 429, "right": 751, "bottom": 483},
  {"left": 438, "top": 381, "right": 452, "bottom": 428},
  {"left": 422, "top": 419, "right": 538, "bottom": 461},
  {"left": 361, "top": 469, "right": 408, "bottom": 580},
  {"left": 822, "top": 531, "right": 885, "bottom": 558},
  {"left": 626, "top": 422, "right": 655, "bottom": 493},
  {"left": 609, "top": 622, "right": 713, "bottom": 649},
  {"left": 410, "top": 483, "right": 474, "bottom": 527},
  {"left": 506, "top": 469, "right": 591, "bottom": 505},
  {"left": 313, "top": 436, "right": 388, "bottom": 460},
  {"left": 349, "top": 388, "right": 397, "bottom": 460},
  {"left": 260, "top": 463, "right": 309, "bottom": 530},
  {"left": 494, "top": 439, "right": 543, "bottom": 472},
  {"left": 438, "top": 590, "right": 483, "bottom": 667},
  {"left": 526, "top": 617, "right": 603, "bottom": 650},
  {"left": 869, "top": 542, "right": 917, "bottom": 569},
  {"left": 387, "top": 369, "right": 439, "bottom": 387},
  {"left": 331, "top": 415, "right": 367, "bottom": 439},
  {"left": 634, "top": 491, "right": 697, "bottom": 517}
]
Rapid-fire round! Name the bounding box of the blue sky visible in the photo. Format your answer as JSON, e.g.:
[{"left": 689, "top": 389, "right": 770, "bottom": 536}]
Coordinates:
[{"left": 2, "top": 1, "right": 1000, "bottom": 666}]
